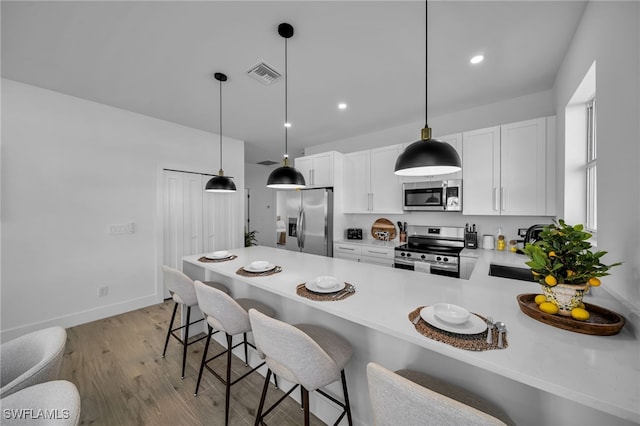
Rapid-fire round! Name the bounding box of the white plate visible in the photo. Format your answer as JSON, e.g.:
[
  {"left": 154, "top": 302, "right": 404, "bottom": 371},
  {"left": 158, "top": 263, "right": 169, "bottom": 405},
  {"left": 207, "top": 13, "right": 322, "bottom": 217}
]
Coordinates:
[
  {"left": 433, "top": 303, "right": 470, "bottom": 325},
  {"left": 206, "top": 251, "right": 232, "bottom": 260},
  {"left": 420, "top": 306, "right": 487, "bottom": 335},
  {"left": 243, "top": 262, "right": 276, "bottom": 273},
  {"left": 305, "top": 278, "right": 346, "bottom": 294}
]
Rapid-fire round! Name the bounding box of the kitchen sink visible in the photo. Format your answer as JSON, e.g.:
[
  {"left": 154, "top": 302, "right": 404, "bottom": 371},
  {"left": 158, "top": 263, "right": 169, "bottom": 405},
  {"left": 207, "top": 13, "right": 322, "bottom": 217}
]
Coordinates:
[{"left": 488, "top": 264, "right": 536, "bottom": 282}]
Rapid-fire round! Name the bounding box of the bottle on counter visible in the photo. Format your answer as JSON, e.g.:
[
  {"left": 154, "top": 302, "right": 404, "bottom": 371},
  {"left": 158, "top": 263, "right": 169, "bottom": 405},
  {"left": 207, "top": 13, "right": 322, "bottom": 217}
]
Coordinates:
[
  {"left": 496, "top": 228, "right": 506, "bottom": 251},
  {"left": 509, "top": 239, "right": 518, "bottom": 252}
]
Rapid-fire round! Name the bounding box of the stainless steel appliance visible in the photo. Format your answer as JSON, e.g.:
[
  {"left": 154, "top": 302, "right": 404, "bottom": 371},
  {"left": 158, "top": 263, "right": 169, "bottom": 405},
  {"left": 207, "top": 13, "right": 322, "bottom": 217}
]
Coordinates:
[
  {"left": 283, "top": 188, "right": 333, "bottom": 257},
  {"left": 394, "top": 225, "right": 465, "bottom": 278},
  {"left": 402, "top": 180, "right": 462, "bottom": 211}
]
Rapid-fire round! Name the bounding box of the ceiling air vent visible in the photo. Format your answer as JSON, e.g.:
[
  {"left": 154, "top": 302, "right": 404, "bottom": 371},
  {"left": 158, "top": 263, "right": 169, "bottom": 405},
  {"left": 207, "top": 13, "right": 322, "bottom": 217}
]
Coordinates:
[
  {"left": 257, "top": 160, "right": 279, "bottom": 166},
  {"left": 246, "top": 61, "right": 282, "bottom": 85}
]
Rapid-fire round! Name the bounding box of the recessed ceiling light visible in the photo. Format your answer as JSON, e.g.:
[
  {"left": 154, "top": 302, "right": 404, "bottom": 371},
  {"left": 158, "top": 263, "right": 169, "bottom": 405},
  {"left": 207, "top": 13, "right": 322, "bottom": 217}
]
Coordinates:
[
  {"left": 338, "top": 103, "right": 347, "bottom": 110},
  {"left": 470, "top": 55, "right": 484, "bottom": 64},
  {"left": 284, "top": 122, "right": 291, "bottom": 128}
]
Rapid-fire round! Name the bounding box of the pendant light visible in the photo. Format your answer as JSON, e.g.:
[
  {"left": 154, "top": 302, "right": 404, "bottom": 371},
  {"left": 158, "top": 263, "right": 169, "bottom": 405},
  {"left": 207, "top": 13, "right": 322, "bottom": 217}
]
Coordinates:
[
  {"left": 205, "top": 72, "right": 237, "bottom": 192},
  {"left": 394, "top": 1, "right": 462, "bottom": 176},
  {"left": 266, "top": 23, "right": 306, "bottom": 189}
]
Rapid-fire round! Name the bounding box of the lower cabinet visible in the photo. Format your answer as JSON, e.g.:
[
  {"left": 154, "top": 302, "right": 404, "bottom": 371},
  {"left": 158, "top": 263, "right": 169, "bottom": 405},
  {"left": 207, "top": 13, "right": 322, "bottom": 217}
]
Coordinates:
[
  {"left": 460, "top": 255, "right": 478, "bottom": 280},
  {"left": 333, "top": 242, "right": 395, "bottom": 267}
]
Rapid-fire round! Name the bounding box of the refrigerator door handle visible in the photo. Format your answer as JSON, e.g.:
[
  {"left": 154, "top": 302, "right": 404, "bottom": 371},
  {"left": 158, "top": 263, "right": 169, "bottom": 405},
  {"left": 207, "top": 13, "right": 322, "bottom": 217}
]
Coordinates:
[
  {"left": 299, "top": 209, "right": 305, "bottom": 248},
  {"left": 296, "top": 209, "right": 302, "bottom": 248}
]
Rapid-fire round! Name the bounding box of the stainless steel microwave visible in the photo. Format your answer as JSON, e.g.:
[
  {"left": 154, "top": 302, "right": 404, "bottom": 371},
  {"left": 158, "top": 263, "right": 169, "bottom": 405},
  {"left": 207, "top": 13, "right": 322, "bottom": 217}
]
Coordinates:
[{"left": 402, "top": 180, "right": 462, "bottom": 211}]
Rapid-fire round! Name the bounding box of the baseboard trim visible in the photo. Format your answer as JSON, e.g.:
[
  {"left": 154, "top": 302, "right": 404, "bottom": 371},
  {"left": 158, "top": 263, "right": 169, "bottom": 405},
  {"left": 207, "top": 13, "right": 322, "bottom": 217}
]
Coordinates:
[{"left": 0, "top": 295, "right": 158, "bottom": 342}]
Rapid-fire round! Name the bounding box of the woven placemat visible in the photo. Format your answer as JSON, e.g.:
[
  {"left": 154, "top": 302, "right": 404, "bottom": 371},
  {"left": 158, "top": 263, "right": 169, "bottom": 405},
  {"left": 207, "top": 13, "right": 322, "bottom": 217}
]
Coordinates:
[
  {"left": 235, "top": 266, "right": 282, "bottom": 277},
  {"left": 408, "top": 306, "right": 507, "bottom": 351},
  {"left": 296, "top": 283, "right": 356, "bottom": 301},
  {"left": 198, "top": 255, "right": 238, "bottom": 263}
]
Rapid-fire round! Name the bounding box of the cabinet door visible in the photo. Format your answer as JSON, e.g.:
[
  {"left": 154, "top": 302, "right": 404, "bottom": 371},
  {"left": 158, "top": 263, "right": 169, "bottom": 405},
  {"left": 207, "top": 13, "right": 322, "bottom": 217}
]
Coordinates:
[
  {"left": 401, "top": 133, "right": 462, "bottom": 183},
  {"left": 310, "top": 152, "right": 334, "bottom": 187},
  {"left": 360, "top": 255, "right": 394, "bottom": 267},
  {"left": 501, "top": 118, "right": 546, "bottom": 216},
  {"left": 295, "top": 156, "right": 313, "bottom": 186},
  {"left": 462, "top": 126, "right": 500, "bottom": 215},
  {"left": 343, "top": 151, "right": 371, "bottom": 213},
  {"left": 370, "top": 145, "right": 403, "bottom": 213}
]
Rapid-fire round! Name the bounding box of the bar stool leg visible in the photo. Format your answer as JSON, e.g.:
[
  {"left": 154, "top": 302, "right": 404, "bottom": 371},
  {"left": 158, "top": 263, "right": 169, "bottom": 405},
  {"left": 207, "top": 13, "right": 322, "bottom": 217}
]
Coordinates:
[
  {"left": 225, "top": 333, "right": 233, "bottom": 426},
  {"left": 300, "top": 386, "right": 305, "bottom": 410},
  {"left": 254, "top": 369, "right": 271, "bottom": 426},
  {"left": 243, "top": 332, "right": 249, "bottom": 366},
  {"left": 162, "top": 302, "right": 178, "bottom": 357},
  {"left": 302, "top": 387, "right": 310, "bottom": 426},
  {"left": 341, "top": 370, "right": 353, "bottom": 426},
  {"left": 194, "top": 325, "right": 213, "bottom": 396},
  {"left": 181, "top": 306, "right": 191, "bottom": 379}
]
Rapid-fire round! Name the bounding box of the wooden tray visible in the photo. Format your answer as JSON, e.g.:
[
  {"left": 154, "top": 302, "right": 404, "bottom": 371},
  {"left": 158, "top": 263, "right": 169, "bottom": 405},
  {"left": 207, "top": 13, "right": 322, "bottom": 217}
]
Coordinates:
[
  {"left": 371, "top": 218, "right": 396, "bottom": 240},
  {"left": 517, "top": 294, "right": 625, "bottom": 336}
]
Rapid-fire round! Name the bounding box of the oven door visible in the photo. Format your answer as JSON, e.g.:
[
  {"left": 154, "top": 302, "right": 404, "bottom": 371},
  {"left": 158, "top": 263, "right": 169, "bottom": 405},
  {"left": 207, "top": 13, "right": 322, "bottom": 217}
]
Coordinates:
[
  {"left": 427, "top": 261, "right": 460, "bottom": 278},
  {"left": 403, "top": 186, "right": 445, "bottom": 211},
  {"left": 393, "top": 258, "right": 414, "bottom": 270}
]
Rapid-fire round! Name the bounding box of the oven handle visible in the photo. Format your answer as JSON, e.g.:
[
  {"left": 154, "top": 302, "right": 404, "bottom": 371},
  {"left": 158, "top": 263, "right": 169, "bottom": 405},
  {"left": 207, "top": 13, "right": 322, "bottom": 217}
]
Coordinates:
[{"left": 418, "top": 260, "right": 459, "bottom": 272}]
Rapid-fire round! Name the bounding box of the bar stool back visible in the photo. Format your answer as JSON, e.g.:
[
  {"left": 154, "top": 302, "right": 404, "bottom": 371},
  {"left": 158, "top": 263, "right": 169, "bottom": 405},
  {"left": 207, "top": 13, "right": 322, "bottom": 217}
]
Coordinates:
[
  {"left": 249, "top": 308, "right": 353, "bottom": 426},
  {"left": 367, "top": 362, "right": 512, "bottom": 426},
  {"left": 193, "top": 281, "right": 276, "bottom": 426},
  {"left": 161, "top": 265, "right": 229, "bottom": 379}
]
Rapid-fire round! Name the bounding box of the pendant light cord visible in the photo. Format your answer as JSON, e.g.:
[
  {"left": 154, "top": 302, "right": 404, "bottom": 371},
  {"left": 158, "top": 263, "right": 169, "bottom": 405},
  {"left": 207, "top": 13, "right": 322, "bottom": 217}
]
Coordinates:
[
  {"left": 284, "top": 36, "right": 289, "bottom": 159},
  {"left": 425, "top": 0, "right": 428, "bottom": 128},
  {"left": 219, "top": 77, "right": 223, "bottom": 171}
]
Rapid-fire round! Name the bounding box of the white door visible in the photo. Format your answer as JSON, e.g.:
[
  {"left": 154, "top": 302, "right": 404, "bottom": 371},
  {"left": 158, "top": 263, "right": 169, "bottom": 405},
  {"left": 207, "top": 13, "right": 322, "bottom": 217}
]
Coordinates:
[
  {"left": 343, "top": 151, "right": 371, "bottom": 213},
  {"left": 462, "top": 126, "right": 501, "bottom": 215},
  {"left": 370, "top": 145, "right": 403, "bottom": 213}
]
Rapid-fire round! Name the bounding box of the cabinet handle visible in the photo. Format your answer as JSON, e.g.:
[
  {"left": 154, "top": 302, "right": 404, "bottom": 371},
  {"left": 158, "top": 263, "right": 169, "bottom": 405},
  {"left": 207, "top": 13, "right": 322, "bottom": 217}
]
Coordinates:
[
  {"left": 493, "top": 187, "right": 499, "bottom": 211},
  {"left": 501, "top": 187, "right": 506, "bottom": 211},
  {"left": 369, "top": 193, "right": 374, "bottom": 211},
  {"left": 311, "top": 169, "right": 315, "bottom": 185},
  {"left": 368, "top": 250, "right": 388, "bottom": 255},
  {"left": 338, "top": 246, "right": 356, "bottom": 251}
]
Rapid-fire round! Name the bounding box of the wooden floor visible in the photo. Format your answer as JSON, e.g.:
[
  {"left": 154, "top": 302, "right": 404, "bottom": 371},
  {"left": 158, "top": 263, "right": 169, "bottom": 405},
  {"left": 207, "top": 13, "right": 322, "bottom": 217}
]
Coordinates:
[{"left": 59, "top": 300, "right": 325, "bottom": 425}]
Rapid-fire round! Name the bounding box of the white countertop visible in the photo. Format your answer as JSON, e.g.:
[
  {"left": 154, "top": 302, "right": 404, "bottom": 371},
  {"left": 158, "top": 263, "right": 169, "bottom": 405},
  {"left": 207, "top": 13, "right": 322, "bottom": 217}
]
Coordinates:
[{"left": 184, "top": 246, "right": 639, "bottom": 423}]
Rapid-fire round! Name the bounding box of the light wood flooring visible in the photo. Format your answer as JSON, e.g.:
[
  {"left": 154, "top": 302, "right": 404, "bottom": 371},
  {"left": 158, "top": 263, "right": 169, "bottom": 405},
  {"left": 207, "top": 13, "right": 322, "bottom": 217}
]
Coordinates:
[{"left": 59, "top": 300, "right": 325, "bottom": 425}]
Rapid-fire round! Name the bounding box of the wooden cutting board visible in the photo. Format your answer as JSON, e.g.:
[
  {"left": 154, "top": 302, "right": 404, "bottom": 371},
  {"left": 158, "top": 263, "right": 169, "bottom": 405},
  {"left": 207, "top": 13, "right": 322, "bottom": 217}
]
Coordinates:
[{"left": 371, "top": 218, "right": 396, "bottom": 240}]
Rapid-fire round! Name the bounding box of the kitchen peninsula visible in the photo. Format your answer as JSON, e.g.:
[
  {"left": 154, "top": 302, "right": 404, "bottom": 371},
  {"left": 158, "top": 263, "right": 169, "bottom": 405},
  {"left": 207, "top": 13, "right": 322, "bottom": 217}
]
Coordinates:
[{"left": 183, "top": 246, "right": 639, "bottom": 426}]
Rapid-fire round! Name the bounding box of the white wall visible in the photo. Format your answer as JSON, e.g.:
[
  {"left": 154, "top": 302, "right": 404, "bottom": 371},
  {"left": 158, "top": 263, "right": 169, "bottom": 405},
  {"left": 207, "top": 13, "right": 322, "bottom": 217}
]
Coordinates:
[
  {"left": 305, "top": 90, "right": 554, "bottom": 156},
  {"left": 244, "top": 162, "right": 278, "bottom": 247},
  {"left": 0, "top": 79, "right": 245, "bottom": 340},
  {"left": 553, "top": 1, "right": 640, "bottom": 311}
]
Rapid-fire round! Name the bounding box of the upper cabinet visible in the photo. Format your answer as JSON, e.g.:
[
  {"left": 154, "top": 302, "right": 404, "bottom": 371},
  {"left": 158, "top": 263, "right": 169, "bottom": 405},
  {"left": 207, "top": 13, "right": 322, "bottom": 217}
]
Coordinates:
[
  {"left": 401, "top": 133, "right": 463, "bottom": 183},
  {"left": 462, "top": 117, "right": 556, "bottom": 216},
  {"left": 295, "top": 151, "right": 337, "bottom": 188},
  {"left": 343, "top": 145, "right": 403, "bottom": 214}
]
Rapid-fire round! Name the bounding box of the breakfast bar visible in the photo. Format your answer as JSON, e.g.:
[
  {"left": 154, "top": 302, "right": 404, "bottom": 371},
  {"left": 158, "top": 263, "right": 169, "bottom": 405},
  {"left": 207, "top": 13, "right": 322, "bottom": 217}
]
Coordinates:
[{"left": 183, "top": 246, "right": 639, "bottom": 426}]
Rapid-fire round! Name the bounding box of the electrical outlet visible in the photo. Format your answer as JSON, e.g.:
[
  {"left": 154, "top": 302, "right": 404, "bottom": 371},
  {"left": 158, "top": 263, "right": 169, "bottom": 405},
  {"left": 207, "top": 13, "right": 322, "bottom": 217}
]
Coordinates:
[
  {"left": 97, "top": 286, "right": 108, "bottom": 297},
  {"left": 109, "top": 222, "right": 135, "bottom": 235}
]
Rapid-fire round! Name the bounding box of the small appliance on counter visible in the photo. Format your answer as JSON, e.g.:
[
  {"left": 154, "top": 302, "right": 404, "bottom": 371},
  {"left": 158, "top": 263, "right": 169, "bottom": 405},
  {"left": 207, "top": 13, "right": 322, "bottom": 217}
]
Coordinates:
[
  {"left": 464, "top": 223, "right": 477, "bottom": 249},
  {"left": 347, "top": 228, "right": 363, "bottom": 240}
]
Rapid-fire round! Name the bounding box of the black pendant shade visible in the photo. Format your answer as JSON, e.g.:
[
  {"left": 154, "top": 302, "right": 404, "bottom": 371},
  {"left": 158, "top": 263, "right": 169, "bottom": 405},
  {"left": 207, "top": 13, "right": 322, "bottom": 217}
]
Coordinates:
[
  {"left": 266, "top": 23, "right": 306, "bottom": 189},
  {"left": 394, "top": 1, "right": 462, "bottom": 177},
  {"left": 205, "top": 72, "right": 237, "bottom": 193}
]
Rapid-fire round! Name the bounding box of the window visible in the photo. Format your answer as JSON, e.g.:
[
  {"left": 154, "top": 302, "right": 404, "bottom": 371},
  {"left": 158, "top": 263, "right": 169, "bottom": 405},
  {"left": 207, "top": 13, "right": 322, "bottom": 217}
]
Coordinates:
[{"left": 585, "top": 98, "right": 597, "bottom": 232}]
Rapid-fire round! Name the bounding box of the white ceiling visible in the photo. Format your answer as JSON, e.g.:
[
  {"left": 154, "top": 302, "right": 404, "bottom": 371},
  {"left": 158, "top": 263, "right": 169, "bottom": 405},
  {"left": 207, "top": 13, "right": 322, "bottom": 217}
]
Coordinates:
[{"left": 1, "top": 1, "right": 587, "bottom": 165}]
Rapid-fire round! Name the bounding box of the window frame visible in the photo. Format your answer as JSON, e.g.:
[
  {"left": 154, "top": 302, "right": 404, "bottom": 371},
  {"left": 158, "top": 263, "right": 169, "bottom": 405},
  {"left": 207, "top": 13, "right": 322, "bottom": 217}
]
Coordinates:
[{"left": 585, "top": 97, "right": 597, "bottom": 233}]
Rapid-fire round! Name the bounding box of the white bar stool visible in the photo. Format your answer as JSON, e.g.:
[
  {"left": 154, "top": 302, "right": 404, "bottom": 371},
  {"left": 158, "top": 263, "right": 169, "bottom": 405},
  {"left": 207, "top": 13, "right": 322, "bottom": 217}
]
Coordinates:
[
  {"left": 249, "top": 308, "right": 353, "bottom": 426},
  {"left": 193, "top": 280, "right": 276, "bottom": 426},
  {"left": 367, "top": 362, "right": 514, "bottom": 426},
  {"left": 161, "top": 265, "right": 230, "bottom": 379}
]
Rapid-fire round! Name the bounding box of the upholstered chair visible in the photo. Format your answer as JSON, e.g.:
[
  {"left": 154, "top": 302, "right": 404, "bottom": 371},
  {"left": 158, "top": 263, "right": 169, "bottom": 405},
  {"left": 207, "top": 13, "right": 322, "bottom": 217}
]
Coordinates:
[
  {"left": 249, "top": 308, "right": 353, "bottom": 426},
  {"left": 366, "top": 362, "right": 513, "bottom": 426},
  {"left": 161, "top": 265, "right": 230, "bottom": 379},
  {"left": 193, "top": 280, "right": 276, "bottom": 426},
  {"left": 1, "top": 326, "right": 67, "bottom": 398},
  {"left": 0, "top": 380, "right": 81, "bottom": 425}
]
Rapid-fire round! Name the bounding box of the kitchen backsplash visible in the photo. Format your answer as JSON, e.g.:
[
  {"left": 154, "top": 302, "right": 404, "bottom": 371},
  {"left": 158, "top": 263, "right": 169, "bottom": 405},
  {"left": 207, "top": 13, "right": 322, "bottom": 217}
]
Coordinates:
[{"left": 342, "top": 212, "right": 553, "bottom": 243}]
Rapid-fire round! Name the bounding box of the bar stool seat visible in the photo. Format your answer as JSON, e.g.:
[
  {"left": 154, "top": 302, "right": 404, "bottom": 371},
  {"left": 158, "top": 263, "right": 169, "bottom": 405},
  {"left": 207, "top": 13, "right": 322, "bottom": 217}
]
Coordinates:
[
  {"left": 193, "top": 281, "right": 276, "bottom": 426},
  {"left": 161, "top": 265, "right": 230, "bottom": 379},
  {"left": 249, "top": 309, "right": 353, "bottom": 426},
  {"left": 367, "top": 362, "right": 514, "bottom": 426}
]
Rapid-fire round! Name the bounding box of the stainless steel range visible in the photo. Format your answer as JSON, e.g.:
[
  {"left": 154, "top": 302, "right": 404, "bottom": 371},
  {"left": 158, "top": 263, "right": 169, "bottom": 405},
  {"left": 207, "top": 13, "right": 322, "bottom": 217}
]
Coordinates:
[{"left": 394, "top": 225, "right": 465, "bottom": 278}]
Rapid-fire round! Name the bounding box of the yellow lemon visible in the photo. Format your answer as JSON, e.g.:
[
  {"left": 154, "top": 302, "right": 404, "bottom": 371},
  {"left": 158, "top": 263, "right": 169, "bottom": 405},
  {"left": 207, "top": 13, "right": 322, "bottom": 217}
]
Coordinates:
[
  {"left": 548, "top": 251, "right": 556, "bottom": 257},
  {"left": 544, "top": 275, "right": 558, "bottom": 286},
  {"left": 534, "top": 294, "right": 547, "bottom": 305},
  {"left": 578, "top": 302, "right": 586, "bottom": 309},
  {"left": 571, "top": 307, "right": 590, "bottom": 321},
  {"left": 531, "top": 271, "right": 540, "bottom": 276},
  {"left": 588, "top": 277, "right": 601, "bottom": 287},
  {"left": 567, "top": 270, "right": 575, "bottom": 277},
  {"left": 539, "top": 302, "right": 559, "bottom": 315}
]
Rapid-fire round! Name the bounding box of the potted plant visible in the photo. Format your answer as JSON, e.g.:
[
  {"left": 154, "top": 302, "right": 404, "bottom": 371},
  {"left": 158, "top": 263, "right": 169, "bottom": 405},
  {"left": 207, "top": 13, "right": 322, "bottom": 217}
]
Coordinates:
[
  {"left": 523, "top": 219, "right": 621, "bottom": 317},
  {"left": 244, "top": 229, "right": 259, "bottom": 247}
]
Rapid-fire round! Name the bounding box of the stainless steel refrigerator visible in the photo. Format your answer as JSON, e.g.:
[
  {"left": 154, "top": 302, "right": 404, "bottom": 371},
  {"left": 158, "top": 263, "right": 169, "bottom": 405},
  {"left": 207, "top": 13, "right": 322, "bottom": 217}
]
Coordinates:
[{"left": 282, "top": 188, "right": 333, "bottom": 257}]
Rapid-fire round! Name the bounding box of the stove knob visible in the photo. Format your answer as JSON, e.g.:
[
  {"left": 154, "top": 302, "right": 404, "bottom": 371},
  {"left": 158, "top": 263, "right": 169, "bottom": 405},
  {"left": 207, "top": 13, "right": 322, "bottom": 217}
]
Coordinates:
[
  {"left": 436, "top": 256, "right": 442, "bottom": 261},
  {"left": 420, "top": 255, "right": 426, "bottom": 260},
  {"left": 444, "top": 257, "right": 449, "bottom": 262},
  {"left": 406, "top": 253, "right": 412, "bottom": 258}
]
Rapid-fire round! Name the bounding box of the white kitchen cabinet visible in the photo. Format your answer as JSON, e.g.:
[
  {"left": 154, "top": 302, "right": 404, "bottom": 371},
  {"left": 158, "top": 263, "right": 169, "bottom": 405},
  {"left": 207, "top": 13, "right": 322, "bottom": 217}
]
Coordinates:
[
  {"left": 401, "top": 133, "right": 463, "bottom": 183},
  {"left": 333, "top": 242, "right": 395, "bottom": 267},
  {"left": 462, "top": 117, "right": 553, "bottom": 216},
  {"left": 295, "top": 151, "right": 335, "bottom": 187},
  {"left": 343, "top": 145, "right": 403, "bottom": 214}
]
